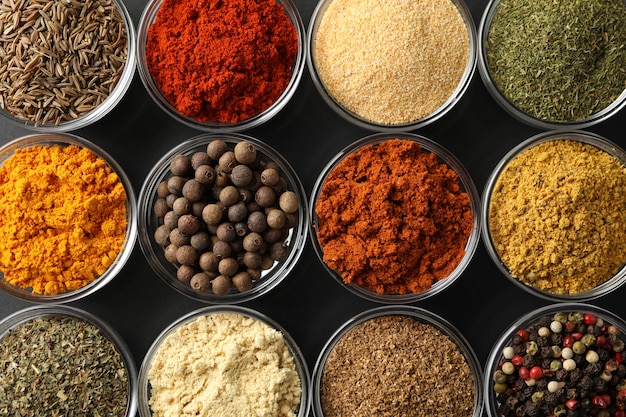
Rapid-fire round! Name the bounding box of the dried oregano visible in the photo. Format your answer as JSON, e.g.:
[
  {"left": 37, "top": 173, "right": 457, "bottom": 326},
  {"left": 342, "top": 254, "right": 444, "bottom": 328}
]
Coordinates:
[{"left": 486, "top": 0, "right": 626, "bottom": 122}]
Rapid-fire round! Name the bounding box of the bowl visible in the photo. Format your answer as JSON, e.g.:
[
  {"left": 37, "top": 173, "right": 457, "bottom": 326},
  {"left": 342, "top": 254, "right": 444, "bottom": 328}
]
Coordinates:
[
  {"left": 307, "top": 0, "right": 477, "bottom": 131},
  {"left": 136, "top": 0, "right": 306, "bottom": 132},
  {"left": 0, "top": 133, "right": 138, "bottom": 303},
  {"left": 309, "top": 132, "right": 481, "bottom": 303},
  {"left": 138, "top": 305, "right": 311, "bottom": 417},
  {"left": 0, "top": 304, "right": 138, "bottom": 417},
  {"left": 477, "top": 0, "right": 626, "bottom": 130},
  {"left": 0, "top": 0, "right": 136, "bottom": 132},
  {"left": 482, "top": 130, "right": 626, "bottom": 301},
  {"left": 137, "top": 132, "right": 308, "bottom": 303},
  {"left": 484, "top": 302, "right": 626, "bottom": 417},
  {"left": 311, "top": 305, "right": 484, "bottom": 417}
]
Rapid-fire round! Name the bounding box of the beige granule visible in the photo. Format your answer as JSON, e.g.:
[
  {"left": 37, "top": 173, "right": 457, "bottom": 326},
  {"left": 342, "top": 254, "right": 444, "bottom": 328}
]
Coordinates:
[
  {"left": 148, "top": 312, "right": 301, "bottom": 417},
  {"left": 489, "top": 139, "right": 626, "bottom": 294},
  {"left": 313, "top": 0, "right": 470, "bottom": 125}
]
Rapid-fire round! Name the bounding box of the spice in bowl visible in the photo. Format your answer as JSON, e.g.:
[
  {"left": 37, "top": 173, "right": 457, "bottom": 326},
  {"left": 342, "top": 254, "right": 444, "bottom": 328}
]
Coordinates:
[
  {"left": 313, "top": 136, "right": 476, "bottom": 299},
  {"left": 145, "top": 309, "right": 303, "bottom": 417},
  {"left": 488, "top": 307, "right": 626, "bottom": 417},
  {"left": 483, "top": 0, "right": 626, "bottom": 125},
  {"left": 143, "top": 0, "right": 300, "bottom": 125},
  {"left": 486, "top": 133, "right": 626, "bottom": 296},
  {"left": 151, "top": 139, "right": 300, "bottom": 297},
  {"left": 0, "top": 140, "right": 128, "bottom": 296},
  {"left": 0, "top": 0, "right": 130, "bottom": 127},
  {"left": 310, "top": 0, "right": 473, "bottom": 127}
]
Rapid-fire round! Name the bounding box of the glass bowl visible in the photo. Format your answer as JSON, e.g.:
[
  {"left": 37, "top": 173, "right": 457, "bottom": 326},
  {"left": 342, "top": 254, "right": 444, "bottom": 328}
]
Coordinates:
[
  {"left": 138, "top": 305, "right": 310, "bottom": 417},
  {"left": 484, "top": 302, "right": 626, "bottom": 417},
  {"left": 0, "top": 0, "right": 136, "bottom": 132},
  {"left": 137, "top": 132, "right": 308, "bottom": 303},
  {"left": 136, "top": 0, "right": 306, "bottom": 132},
  {"left": 0, "top": 304, "right": 138, "bottom": 417},
  {"left": 482, "top": 130, "right": 626, "bottom": 301},
  {"left": 0, "top": 133, "right": 138, "bottom": 303},
  {"left": 307, "top": 0, "right": 477, "bottom": 131},
  {"left": 309, "top": 133, "right": 481, "bottom": 304},
  {"left": 311, "top": 305, "right": 484, "bottom": 417},
  {"left": 477, "top": 0, "right": 626, "bottom": 130}
]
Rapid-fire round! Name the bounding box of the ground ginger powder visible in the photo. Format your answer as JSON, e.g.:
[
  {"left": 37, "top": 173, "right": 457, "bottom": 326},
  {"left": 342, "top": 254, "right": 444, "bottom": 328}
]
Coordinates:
[
  {"left": 0, "top": 144, "right": 127, "bottom": 295},
  {"left": 489, "top": 139, "right": 626, "bottom": 294},
  {"left": 148, "top": 312, "right": 301, "bottom": 417}
]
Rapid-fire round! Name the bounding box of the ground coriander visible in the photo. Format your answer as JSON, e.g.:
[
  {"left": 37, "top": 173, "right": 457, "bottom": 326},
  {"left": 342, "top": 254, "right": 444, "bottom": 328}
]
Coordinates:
[
  {"left": 486, "top": 0, "right": 626, "bottom": 123},
  {"left": 313, "top": 0, "right": 470, "bottom": 125},
  {"left": 0, "top": 315, "right": 129, "bottom": 416},
  {"left": 321, "top": 314, "right": 475, "bottom": 417},
  {"left": 489, "top": 139, "right": 626, "bottom": 294}
]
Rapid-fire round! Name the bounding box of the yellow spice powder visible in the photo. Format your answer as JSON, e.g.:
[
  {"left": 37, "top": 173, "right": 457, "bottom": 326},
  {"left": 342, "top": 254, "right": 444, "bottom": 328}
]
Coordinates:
[
  {"left": 314, "top": 0, "right": 470, "bottom": 125},
  {"left": 0, "top": 144, "right": 127, "bottom": 295},
  {"left": 148, "top": 312, "right": 301, "bottom": 417},
  {"left": 489, "top": 139, "right": 626, "bottom": 294}
]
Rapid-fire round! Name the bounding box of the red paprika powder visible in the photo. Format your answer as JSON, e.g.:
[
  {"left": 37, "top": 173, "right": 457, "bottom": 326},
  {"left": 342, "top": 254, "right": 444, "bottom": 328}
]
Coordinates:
[
  {"left": 145, "top": 0, "right": 299, "bottom": 124},
  {"left": 315, "top": 139, "right": 474, "bottom": 295}
]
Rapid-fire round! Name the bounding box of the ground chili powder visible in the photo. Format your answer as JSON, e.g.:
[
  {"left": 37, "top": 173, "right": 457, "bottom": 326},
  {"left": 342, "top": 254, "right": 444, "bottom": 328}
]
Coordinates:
[
  {"left": 145, "top": 0, "right": 298, "bottom": 124},
  {"left": 315, "top": 139, "right": 473, "bottom": 295}
]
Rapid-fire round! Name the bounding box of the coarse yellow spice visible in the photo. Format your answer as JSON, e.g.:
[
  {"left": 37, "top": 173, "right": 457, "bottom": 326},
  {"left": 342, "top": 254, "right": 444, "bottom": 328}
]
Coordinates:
[
  {"left": 313, "top": 0, "right": 470, "bottom": 125},
  {"left": 148, "top": 312, "right": 301, "bottom": 417},
  {"left": 0, "top": 144, "right": 128, "bottom": 295},
  {"left": 489, "top": 139, "right": 626, "bottom": 294}
]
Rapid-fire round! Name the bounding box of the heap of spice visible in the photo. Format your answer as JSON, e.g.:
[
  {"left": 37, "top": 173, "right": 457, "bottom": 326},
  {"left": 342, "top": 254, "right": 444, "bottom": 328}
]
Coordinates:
[
  {"left": 320, "top": 314, "right": 476, "bottom": 417},
  {"left": 0, "top": 144, "right": 128, "bottom": 295},
  {"left": 145, "top": 0, "right": 299, "bottom": 124},
  {"left": 0, "top": 314, "right": 129, "bottom": 416},
  {"left": 313, "top": 0, "right": 470, "bottom": 125},
  {"left": 148, "top": 312, "right": 301, "bottom": 417},
  {"left": 0, "top": 0, "right": 129, "bottom": 126},
  {"left": 315, "top": 138, "right": 473, "bottom": 295},
  {"left": 491, "top": 310, "right": 626, "bottom": 417},
  {"left": 152, "top": 139, "right": 299, "bottom": 297},
  {"left": 485, "top": 0, "right": 626, "bottom": 123},
  {"left": 488, "top": 138, "right": 626, "bottom": 295}
]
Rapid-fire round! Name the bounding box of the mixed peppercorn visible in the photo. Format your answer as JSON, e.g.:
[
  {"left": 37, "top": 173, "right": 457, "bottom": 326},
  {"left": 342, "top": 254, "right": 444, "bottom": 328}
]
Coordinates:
[
  {"left": 152, "top": 140, "right": 299, "bottom": 296},
  {"left": 493, "top": 311, "right": 626, "bottom": 417}
]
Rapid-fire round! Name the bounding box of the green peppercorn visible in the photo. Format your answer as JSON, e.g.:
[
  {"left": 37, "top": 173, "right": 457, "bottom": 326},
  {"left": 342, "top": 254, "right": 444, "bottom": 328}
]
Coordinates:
[
  {"left": 569, "top": 312, "right": 584, "bottom": 324},
  {"left": 527, "top": 340, "right": 539, "bottom": 355},
  {"left": 582, "top": 333, "right": 596, "bottom": 347},
  {"left": 554, "top": 312, "right": 568, "bottom": 324},
  {"left": 550, "top": 360, "right": 562, "bottom": 371},
  {"left": 572, "top": 341, "right": 587, "bottom": 355},
  {"left": 493, "top": 382, "right": 507, "bottom": 394},
  {"left": 493, "top": 369, "right": 507, "bottom": 384}
]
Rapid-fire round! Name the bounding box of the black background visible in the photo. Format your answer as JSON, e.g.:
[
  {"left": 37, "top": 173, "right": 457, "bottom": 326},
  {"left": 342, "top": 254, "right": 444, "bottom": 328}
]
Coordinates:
[{"left": 1, "top": 0, "right": 626, "bottom": 415}]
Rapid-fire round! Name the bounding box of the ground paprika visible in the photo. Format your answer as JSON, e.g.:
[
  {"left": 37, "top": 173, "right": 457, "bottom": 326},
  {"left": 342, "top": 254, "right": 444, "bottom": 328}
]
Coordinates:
[
  {"left": 315, "top": 139, "right": 474, "bottom": 295},
  {"left": 145, "top": 0, "right": 299, "bottom": 124}
]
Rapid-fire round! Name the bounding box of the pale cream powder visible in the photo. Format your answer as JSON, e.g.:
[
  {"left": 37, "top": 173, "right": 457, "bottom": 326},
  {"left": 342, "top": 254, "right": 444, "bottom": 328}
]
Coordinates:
[{"left": 148, "top": 312, "right": 301, "bottom": 417}]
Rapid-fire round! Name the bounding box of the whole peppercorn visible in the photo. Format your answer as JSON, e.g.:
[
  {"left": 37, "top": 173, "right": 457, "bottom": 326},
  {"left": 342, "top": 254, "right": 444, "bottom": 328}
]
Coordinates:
[
  {"left": 164, "top": 244, "right": 178, "bottom": 263},
  {"left": 231, "top": 164, "right": 253, "bottom": 187},
  {"left": 243, "top": 232, "right": 264, "bottom": 252},
  {"left": 170, "top": 154, "right": 193, "bottom": 176},
  {"left": 178, "top": 214, "right": 201, "bottom": 236},
  {"left": 202, "top": 203, "right": 223, "bottom": 225},
  {"left": 172, "top": 197, "right": 191, "bottom": 215},
  {"left": 207, "top": 140, "right": 228, "bottom": 160},
  {"left": 247, "top": 211, "right": 267, "bottom": 233},
  {"left": 163, "top": 211, "right": 179, "bottom": 230},
  {"left": 154, "top": 225, "right": 171, "bottom": 246},
  {"left": 218, "top": 151, "right": 237, "bottom": 173},
  {"left": 190, "top": 231, "right": 211, "bottom": 251},
  {"left": 175, "top": 245, "right": 198, "bottom": 265},
  {"left": 255, "top": 186, "right": 276, "bottom": 207},
  {"left": 218, "top": 257, "right": 239, "bottom": 277},
  {"left": 157, "top": 181, "right": 169, "bottom": 197},
  {"left": 266, "top": 208, "right": 286, "bottom": 229},
  {"left": 212, "top": 240, "right": 232, "bottom": 259},
  {"left": 216, "top": 222, "right": 236, "bottom": 242},
  {"left": 270, "top": 242, "right": 290, "bottom": 262},
  {"left": 232, "top": 271, "right": 253, "bottom": 292},
  {"left": 191, "top": 151, "right": 211, "bottom": 169},
  {"left": 234, "top": 141, "right": 257, "bottom": 164},
  {"left": 260, "top": 168, "right": 280, "bottom": 186},
  {"left": 211, "top": 275, "right": 232, "bottom": 296},
  {"left": 227, "top": 201, "right": 247, "bottom": 222},
  {"left": 219, "top": 185, "right": 240, "bottom": 206},
  {"left": 177, "top": 265, "right": 196, "bottom": 284},
  {"left": 154, "top": 198, "right": 169, "bottom": 217},
  {"left": 195, "top": 164, "right": 215, "bottom": 184},
  {"left": 167, "top": 176, "right": 186, "bottom": 196},
  {"left": 279, "top": 191, "right": 299, "bottom": 214},
  {"left": 169, "top": 228, "right": 190, "bottom": 247},
  {"left": 234, "top": 222, "right": 249, "bottom": 237},
  {"left": 199, "top": 251, "right": 219, "bottom": 272},
  {"left": 243, "top": 251, "right": 262, "bottom": 269},
  {"left": 190, "top": 272, "right": 212, "bottom": 294},
  {"left": 182, "top": 179, "right": 204, "bottom": 202}
]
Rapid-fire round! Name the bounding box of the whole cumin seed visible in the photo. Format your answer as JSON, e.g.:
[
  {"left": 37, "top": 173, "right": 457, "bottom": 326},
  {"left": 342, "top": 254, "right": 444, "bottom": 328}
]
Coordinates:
[{"left": 0, "top": 0, "right": 128, "bottom": 126}]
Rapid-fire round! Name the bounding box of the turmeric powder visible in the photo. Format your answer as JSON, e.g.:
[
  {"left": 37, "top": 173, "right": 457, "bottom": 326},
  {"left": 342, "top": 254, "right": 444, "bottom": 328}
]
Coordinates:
[{"left": 0, "top": 144, "right": 128, "bottom": 295}]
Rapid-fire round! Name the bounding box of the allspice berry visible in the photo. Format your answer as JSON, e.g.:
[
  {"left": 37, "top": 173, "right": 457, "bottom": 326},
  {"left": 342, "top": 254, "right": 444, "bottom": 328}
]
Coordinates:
[
  {"left": 182, "top": 179, "right": 204, "bottom": 202},
  {"left": 170, "top": 154, "right": 193, "bottom": 176},
  {"left": 195, "top": 165, "right": 215, "bottom": 184},
  {"left": 231, "top": 164, "right": 253, "bottom": 187},
  {"left": 207, "top": 140, "right": 228, "bottom": 161},
  {"left": 177, "top": 265, "right": 196, "bottom": 284},
  {"left": 211, "top": 275, "right": 232, "bottom": 296},
  {"left": 255, "top": 186, "right": 276, "bottom": 207},
  {"left": 202, "top": 203, "right": 223, "bottom": 225},
  {"left": 175, "top": 245, "right": 198, "bottom": 265},
  {"left": 218, "top": 257, "right": 239, "bottom": 276},
  {"left": 234, "top": 141, "right": 257, "bottom": 164},
  {"left": 243, "top": 232, "right": 264, "bottom": 252},
  {"left": 279, "top": 191, "right": 299, "bottom": 214},
  {"left": 266, "top": 208, "right": 286, "bottom": 229},
  {"left": 232, "top": 271, "right": 253, "bottom": 292},
  {"left": 190, "top": 272, "right": 212, "bottom": 294},
  {"left": 178, "top": 214, "right": 201, "bottom": 235},
  {"left": 260, "top": 168, "right": 279, "bottom": 186},
  {"left": 199, "top": 251, "right": 219, "bottom": 272}
]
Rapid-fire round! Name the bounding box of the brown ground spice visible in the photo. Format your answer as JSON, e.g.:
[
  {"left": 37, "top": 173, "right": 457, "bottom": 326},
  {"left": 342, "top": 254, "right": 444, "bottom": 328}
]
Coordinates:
[
  {"left": 489, "top": 139, "right": 626, "bottom": 294},
  {"left": 320, "top": 315, "right": 476, "bottom": 417},
  {"left": 315, "top": 139, "right": 473, "bottom": 295}
]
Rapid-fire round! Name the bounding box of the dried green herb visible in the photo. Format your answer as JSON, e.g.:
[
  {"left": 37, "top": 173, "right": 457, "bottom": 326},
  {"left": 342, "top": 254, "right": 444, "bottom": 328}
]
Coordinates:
[
  {"left": 0, "top": 315, "right": 129, "bottom": 417},
  {"left": 486, "top": 0, "right": 626, "bottom": 122}
]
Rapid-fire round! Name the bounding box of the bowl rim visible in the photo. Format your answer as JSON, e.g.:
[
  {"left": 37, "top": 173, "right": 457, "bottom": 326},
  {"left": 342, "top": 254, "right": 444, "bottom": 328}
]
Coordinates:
[
  {"left": 137, "top": 304, "right": 311, "bottom": 417},
  {"left": 0, "top": 304, "right": 139, "bottom": 417},
  {"left": 481, "top": 129, "right": 626, "bottom": 301},
  {"left": 0, "top": 0, "right": 137, "bottom": 132},
  {"left": 0, "top": 132, "right": 138, "bottom": 303},
  {"left": 483, "top": 302, "right": 626, "bottom": 417},
  {"left": 476, "top": 0, "right": 626, "bottom": 130},
  {"left": 306, "top": 0, "right": 477, "bottom": 132},
  {"left": 137, "top": 132, "right": 309, "bottom": 304},
  {"left": 308, "top": 131, "right": 482, "bottom": 304},
  {"left": 135, "top": 0, "right": 306, "bottom": 132},
  {"left": 310, "top": 304, "right": 484, "bottom": 417}
]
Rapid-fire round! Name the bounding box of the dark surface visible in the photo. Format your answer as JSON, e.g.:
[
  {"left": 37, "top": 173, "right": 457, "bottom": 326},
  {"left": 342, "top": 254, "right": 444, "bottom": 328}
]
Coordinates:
[{"left": 1, "top": 0, "right": 626, "bottom": 415}]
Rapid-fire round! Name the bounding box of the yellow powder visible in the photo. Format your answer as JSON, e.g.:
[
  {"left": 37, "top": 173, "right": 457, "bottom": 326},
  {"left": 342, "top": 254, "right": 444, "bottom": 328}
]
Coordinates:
[
  {"left": 148, "top": 312, "right": 301, "bottom": 417},
  {"left": 0, "top": 144, "right": 128, "bottom": 295},
  {"left": 489, "top": 139, "right": 626, "bottom": 294},
  {"left": 313, "top": 0, "right": 470, "bottom": 125}
]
